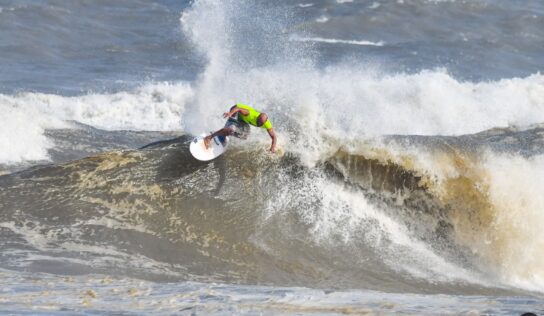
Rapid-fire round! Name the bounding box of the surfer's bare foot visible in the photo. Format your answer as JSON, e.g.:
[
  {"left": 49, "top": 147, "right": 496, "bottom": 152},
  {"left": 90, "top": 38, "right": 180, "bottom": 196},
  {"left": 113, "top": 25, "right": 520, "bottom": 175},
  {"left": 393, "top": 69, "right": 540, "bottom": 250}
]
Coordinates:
[{"left": 204, "top": 136, "right": 212, "bottom": 149}]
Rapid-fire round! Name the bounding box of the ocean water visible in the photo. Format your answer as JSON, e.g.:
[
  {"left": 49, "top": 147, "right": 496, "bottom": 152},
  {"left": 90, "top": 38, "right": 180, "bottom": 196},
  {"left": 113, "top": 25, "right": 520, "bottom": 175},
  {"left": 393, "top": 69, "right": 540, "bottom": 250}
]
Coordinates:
[{"left": 1, "top": 0, "right": 544, "bottom": 314}]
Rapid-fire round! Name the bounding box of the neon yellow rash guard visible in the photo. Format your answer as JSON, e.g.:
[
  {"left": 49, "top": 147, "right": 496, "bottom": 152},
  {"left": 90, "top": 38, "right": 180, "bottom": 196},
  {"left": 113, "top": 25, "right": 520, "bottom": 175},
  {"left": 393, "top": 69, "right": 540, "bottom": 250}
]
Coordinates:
[{"left": 235, "top": 103, "right": 273, "bottom": 130}]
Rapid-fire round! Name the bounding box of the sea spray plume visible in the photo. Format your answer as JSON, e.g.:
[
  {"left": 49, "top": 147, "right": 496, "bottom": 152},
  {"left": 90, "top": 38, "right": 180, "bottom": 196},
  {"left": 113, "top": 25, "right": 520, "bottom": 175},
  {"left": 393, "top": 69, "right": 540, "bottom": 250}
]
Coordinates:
[
  {"left": 179, "top": 0, "right": 314, "bottom": 136},
  {"left": 180, "top": 0, "right": 233, "bottom": 128}
]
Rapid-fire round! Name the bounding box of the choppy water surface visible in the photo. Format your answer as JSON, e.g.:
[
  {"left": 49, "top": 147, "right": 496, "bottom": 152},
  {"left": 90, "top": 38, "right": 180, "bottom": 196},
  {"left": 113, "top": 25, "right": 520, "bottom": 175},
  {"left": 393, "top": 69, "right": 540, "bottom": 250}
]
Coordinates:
[
  {"left": 1, "top": 0, "right": 544, "bottom": 314},
  {"left": 1, "top": 270, "right": 543, "bottom": 315}
]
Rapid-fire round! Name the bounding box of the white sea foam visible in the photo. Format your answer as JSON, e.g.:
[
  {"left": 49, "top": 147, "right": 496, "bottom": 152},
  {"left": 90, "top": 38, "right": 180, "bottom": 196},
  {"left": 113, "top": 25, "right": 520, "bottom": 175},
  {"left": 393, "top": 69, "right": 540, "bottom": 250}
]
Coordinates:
[
  {"left": 0, "top": 99, "right": 62, "bottom": 163},
  {"left": 477, "top": 153, "right": 544, "bottom": 292},
  {"left": 0, "top": 82, "right": 193, "bottom": 164}
]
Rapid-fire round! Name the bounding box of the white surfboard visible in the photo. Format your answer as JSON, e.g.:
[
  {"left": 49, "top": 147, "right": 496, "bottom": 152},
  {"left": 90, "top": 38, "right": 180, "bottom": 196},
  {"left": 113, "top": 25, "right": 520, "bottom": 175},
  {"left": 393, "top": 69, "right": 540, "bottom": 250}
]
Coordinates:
[{"left": 189, "top": 134, "right": 229, "bottom": 161}]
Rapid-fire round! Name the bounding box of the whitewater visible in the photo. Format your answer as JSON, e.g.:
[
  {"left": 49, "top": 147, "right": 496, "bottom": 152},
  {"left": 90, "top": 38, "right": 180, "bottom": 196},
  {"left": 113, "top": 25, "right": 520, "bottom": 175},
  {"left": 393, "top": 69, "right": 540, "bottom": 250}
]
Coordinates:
[{"left": 1, "top": 0, "right": 544, "bottom": 314}]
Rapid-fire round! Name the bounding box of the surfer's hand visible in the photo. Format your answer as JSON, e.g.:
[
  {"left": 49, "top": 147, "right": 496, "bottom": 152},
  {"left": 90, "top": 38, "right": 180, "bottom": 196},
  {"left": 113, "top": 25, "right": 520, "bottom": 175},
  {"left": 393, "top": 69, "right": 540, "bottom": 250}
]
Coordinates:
[
  {"left": 269, "top": 146, "right": 276, "bottom": 153},
  {"left": 223, "top": 112, "right": 231, "bottom": 118}
]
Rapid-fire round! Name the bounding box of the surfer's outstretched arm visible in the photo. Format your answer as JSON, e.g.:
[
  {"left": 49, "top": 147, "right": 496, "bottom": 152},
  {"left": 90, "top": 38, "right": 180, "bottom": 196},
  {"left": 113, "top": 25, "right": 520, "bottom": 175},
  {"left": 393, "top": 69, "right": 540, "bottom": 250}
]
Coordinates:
[{"left": 267, "top": 128, "right": 277, "bottom": 153}]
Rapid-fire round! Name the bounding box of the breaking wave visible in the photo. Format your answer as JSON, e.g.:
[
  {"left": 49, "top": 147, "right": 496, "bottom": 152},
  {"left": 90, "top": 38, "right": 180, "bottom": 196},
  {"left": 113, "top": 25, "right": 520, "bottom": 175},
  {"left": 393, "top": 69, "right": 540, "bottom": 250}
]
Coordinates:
[{"left": 1, "top": 125, "right": 544, "bottom": 294}]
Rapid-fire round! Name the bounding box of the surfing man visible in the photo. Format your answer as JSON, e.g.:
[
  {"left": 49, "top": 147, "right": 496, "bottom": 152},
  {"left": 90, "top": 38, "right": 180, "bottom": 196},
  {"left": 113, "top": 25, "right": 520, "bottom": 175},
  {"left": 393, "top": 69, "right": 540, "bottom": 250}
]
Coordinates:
[{"left": 204, "top": 103, "right": 277, "bottom": 153}]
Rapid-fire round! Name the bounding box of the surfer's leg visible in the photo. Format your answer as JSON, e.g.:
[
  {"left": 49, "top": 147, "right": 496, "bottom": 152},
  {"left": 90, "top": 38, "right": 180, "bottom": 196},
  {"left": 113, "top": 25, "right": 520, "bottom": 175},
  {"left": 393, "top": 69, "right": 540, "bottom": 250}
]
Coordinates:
[
  {"left": 223, "top": 118, "right": 245, "bottom": 139},
  {"left": 205, "top": 128, "right": 233, "bottom": 149}
]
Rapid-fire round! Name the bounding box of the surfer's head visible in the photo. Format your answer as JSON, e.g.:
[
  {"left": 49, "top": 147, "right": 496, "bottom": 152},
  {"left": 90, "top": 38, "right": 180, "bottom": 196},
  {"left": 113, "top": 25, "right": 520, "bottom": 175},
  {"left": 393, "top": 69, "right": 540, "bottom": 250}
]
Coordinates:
[
  {"left": 257, "top": 113, "right": 268, "bottom": 127},
  {"left": 257, "top": 113, "right": 272, "bottom": 130}
]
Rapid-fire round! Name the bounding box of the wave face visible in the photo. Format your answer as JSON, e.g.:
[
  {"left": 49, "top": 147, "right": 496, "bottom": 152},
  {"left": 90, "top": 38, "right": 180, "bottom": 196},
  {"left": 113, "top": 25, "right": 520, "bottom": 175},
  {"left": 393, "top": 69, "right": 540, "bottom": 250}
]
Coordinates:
[
  {"left": 1, "top": 0, "right": 544, "bottom": 300},
  {"left": 1, "top": 126, "right": 544, "bottom": 295}
]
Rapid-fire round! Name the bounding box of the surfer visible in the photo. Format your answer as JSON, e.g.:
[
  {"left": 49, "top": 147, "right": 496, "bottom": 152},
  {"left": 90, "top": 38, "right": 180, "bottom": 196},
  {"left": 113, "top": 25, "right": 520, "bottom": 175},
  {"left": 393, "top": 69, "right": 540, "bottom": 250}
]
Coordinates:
[{"left": 204, "top": 104, "right": 277, "bottom": 153}]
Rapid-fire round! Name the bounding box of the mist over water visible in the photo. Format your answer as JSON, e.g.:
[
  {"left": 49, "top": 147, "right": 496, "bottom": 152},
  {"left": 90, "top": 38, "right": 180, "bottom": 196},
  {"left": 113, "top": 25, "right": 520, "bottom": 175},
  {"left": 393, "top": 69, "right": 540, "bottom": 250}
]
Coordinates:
[{"left": 1, "top": 0, "right": 544, "bottom": 314}]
